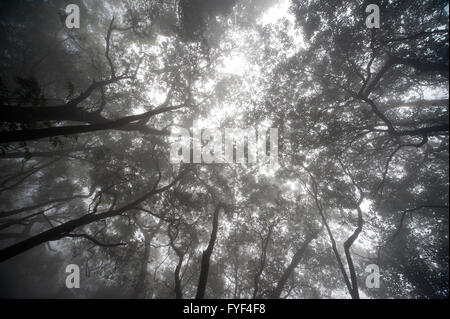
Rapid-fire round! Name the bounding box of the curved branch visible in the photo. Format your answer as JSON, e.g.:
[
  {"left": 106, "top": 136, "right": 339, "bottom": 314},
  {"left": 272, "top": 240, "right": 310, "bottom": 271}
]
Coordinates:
[
  {"left": 0, "top": 170, "right": 186, "bottom": 263},
  {"left": 0, "top": 189, "right": 95, "bottom": 218},
  {"left": 66, "top": 233, "right": 126, "bottom": 247}
]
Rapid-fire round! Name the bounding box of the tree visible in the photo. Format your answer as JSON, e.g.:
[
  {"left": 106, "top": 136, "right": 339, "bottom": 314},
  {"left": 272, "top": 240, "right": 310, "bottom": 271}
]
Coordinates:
[{"left": 0, "top": 0, "right": 447, "bottom": 299}]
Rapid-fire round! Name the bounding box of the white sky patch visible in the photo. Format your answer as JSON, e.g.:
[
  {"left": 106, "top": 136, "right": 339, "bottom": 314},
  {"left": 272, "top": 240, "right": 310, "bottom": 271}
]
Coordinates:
[
  {"left": 421, "top": 85, "right": 449, "bottom": 100},
  {"left": 360, "top": 198, "right": 372, "bottom": 213},
  {"left": 259, "top": 0, "right": 292, "bottom": 26},
  {"left": 220, "top": 52, "right": 249, "bottom": 76},
  {"left": 188, "top": 1, "right": 304, "bottom": 132}
]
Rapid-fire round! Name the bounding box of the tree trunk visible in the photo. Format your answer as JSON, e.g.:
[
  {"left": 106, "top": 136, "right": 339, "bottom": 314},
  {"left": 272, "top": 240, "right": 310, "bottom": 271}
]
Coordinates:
[
  {"left": 132, "top": 219, "right": 162, "bottom": 298},
  {"left": 195, "top": 204, "right": 224, "bottom": 299},
  {"left": 269, "top": 230, "right": 319, "bottom": 299}
]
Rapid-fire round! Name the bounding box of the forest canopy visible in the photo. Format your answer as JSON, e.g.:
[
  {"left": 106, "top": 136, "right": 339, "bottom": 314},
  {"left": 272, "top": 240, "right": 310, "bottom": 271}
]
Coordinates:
[{"left": 0, "top": 0, "right": 448, "bottom": 299}]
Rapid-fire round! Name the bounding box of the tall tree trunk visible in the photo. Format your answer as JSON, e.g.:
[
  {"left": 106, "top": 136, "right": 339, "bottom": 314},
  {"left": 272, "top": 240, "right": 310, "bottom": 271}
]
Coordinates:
[
  {"left": 269, "top": 229, "right": 319, "bottom": 299},
  {"left": 252, "top": 224, "right": 274, "bottom": 299},
  {"left": 310, "top": 171, "right": 364, "bottom": 299},
  {"left": 195, "top": 204, "right": 225, "bottom": 299},
  {"left": 168, "top": 225, "right": 188, "bottom": 299},
  {"left": 132, "top": 231, "right": 151, "bottom": 299},
  {"left": 343, "top": 207, "right": 363, "bottom": 299},
  {"left": 174, "top": 257, "right": 184, "bottom": 299},
  {"left": 132, "top": 218, "right": 163, "bottom": 298}
]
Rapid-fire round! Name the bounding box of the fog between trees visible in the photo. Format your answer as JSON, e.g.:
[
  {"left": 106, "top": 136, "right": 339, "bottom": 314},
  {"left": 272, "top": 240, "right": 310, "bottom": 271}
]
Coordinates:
[{"left": 0, "top": 0, "right": 448, "bottom": 299}]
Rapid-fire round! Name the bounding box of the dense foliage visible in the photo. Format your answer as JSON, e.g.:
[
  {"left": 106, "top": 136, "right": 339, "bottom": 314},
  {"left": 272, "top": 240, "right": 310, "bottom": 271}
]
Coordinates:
[{"left": 0, "top": 0, "right": 448, "bottom": 298}]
